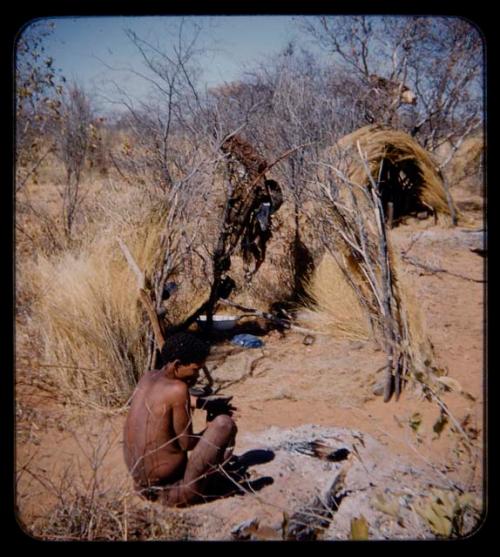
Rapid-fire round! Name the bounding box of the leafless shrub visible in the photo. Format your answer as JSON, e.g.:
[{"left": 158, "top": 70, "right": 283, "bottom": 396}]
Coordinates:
[
  {"left": 104, "top": 20, "right": 215, "bottom": 196},
  {"left": 56, "top": 82, "right": 96, "bottom": 240},
  {"left": 300, "top": 16, "right": 483, "bottom": 152},
  {"left": 15, "top": 22, "right": 73, "bottom": 257}
]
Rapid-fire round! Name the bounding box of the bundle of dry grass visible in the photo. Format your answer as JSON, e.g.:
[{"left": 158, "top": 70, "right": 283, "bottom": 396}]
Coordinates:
[
  {"left": 33, "top": 236, "right": 152, "bottom": 409},
  {"left": 31, "top": 494, "right": 196, "bottom": 541},
  {"left": 323, "top": 125, "right": 457, "bottom": 224},
  {"left": 298, "top": 227, "right": 441, "bottom": 402},
  {"left": 297, "top": 253, "right": 371, "bottom": 340}
]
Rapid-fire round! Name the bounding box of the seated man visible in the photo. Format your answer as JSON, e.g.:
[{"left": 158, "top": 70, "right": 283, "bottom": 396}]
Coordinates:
[{"left": 123, "top": 332, "right": 237, "bottom": 507}]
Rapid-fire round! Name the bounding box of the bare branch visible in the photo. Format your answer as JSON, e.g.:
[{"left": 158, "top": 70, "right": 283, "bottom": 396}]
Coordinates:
[{"left": 117, "top": 237, "right": 145, "bottom": 290}]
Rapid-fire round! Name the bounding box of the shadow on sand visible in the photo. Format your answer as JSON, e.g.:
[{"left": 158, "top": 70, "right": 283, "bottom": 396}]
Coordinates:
[{"left": 203, "top": 449, "right": 276, "bottom": 502}]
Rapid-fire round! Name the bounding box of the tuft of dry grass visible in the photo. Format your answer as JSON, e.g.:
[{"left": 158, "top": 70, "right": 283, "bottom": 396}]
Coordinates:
[
  {"left": 28, "top": 491, "right": 196, "bottom": 541},
  {"left": 26, "top": 184, "right": 186, "bottom": 408},
  {"left": 297, "top": 253, "right": 371, "bottom": 340},
  {"left": 32, "top": 238, "right": 149, "bottom": 409}
]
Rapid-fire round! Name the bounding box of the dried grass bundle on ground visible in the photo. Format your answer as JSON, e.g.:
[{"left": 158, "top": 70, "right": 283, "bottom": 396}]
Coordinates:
[
  {"left": 297, "top": 253, "right": 371, "bottom": 340},
  {"left": 33, "top": 235, "right": 152, "bottom": 409},
  {"left": 298, "top": 248, "right": 434, "bottom": 376},
  {"left": 322, "top": 125, "right": 457, "bottom": 225}
]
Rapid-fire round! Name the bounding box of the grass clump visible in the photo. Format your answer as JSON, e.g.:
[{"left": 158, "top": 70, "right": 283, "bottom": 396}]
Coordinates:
[
  {"left": 29, "top": 492, "right": 196, "bottom": 541},
  {"left": 297, "top": 253, "right": 371, "bottom": 340},
  {"left": 29, "top": 193, "right": 172, "bottom": 410}
]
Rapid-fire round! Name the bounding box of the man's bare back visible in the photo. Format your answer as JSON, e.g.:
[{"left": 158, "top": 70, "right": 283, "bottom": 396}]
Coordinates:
[
  {"left": 123, "top": 333, "right": 237, "bottom": 507},
  {"left": 124, "top": 371, "right": 191, "bottom": 487}
]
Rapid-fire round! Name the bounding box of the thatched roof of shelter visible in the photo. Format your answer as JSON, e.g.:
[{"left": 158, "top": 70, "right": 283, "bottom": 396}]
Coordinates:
[{"left": 326, "top": 125, "right": 457, "bottom": 222}]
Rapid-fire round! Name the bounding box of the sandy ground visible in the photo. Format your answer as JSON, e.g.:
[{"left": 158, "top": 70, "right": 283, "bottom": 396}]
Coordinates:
[{"left": 15, "top": 194, "right": 485, "bottom": 540}]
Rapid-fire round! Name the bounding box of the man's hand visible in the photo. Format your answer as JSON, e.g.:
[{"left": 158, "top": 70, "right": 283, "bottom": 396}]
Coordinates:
[
  {"left": 195, "top": 395, "right": 236, "bottom": 422},
  {"left": 189, "top": 386, "right": 213, "bottom": 411}
]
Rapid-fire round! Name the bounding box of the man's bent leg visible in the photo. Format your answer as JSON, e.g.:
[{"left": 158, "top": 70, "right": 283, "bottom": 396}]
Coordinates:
[
  {"left": 186, "top": 414, "right": 237, "bottom": 483},
  {"left": 160, "top": 415, "right": 237, "bottom": 507}
]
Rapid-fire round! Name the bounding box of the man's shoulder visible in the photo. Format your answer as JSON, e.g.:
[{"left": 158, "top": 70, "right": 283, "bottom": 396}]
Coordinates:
[
  {"left": 157, "top": 376, "right": 189, "bottom": 397},
  {"left": 140, "top": 372, "right": 187, "bottom": 393}
]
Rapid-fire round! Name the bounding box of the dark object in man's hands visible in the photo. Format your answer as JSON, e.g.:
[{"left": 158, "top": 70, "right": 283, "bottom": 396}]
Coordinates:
[
  {"left": 189, "top": 385, "right": 213, "bottom": 397},
  {"left": 196, "top": 395, "right": 236, "bottom": 421}
]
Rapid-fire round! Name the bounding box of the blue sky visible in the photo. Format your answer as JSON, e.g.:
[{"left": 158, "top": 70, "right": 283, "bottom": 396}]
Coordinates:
[{"left": 22, "top": 16, "right": 314, "bottom": 111}]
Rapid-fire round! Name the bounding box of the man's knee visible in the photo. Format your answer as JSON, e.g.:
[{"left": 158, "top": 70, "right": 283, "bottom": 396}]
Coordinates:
[{"left": 210, "top": 414, "right": 237, "bottom": 437}]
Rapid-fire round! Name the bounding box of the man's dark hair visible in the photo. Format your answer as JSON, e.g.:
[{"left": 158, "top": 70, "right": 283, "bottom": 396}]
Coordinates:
[{"left": 160, "top": 332, "right": 210, "bottom": 366}]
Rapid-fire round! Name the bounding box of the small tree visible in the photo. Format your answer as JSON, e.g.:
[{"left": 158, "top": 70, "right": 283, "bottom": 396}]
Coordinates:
[
  {"left": 57, "top": 83, "right": 95, "bottom": 240},
  {"left": 16, "top": 20, "right": 64, "bottom": 190},
  {"left": 109, "top": 19, "right": 209, "bottom": 195},
  {"left": 16, "top": 20, "right": 69, "bottom": 255},
  {"left": 403, "top": 17, "right": 483, "bottom": 152}
]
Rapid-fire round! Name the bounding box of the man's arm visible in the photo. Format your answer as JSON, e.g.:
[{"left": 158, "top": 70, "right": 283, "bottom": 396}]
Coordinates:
[{"left": 171, "top": 382, "right": 200, "bottom": 451}]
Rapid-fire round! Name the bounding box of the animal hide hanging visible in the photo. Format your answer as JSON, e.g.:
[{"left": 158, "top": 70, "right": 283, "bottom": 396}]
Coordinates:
[{"left": 219, "top": 134, "right": 283, "bottom": 281}]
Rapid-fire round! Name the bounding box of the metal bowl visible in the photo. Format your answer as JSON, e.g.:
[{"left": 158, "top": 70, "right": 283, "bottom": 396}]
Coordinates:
[{"left": 197, "top": 314, "right": 240, "bottom": 331}]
